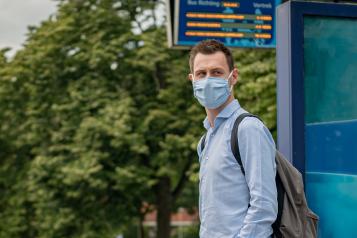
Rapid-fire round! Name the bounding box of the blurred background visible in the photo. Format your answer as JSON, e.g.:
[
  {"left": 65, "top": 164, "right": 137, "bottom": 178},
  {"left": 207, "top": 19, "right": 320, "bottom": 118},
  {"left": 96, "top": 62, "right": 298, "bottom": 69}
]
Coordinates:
[{"left": 0, "top": 0, "right": 277, "bottom": 237}]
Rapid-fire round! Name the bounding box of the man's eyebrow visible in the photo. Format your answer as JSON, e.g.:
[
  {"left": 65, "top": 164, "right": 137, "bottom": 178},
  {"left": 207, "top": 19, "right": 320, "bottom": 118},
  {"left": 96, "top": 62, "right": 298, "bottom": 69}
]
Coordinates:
[
  {"left": 195, "top": 66, "right": 225, "bottom": 71},
  {"left": 194, "top": 69, "right": 206, "bottom": 73},
  {"left": 210, "top": 67, "right": 224, "bottom": 71}
]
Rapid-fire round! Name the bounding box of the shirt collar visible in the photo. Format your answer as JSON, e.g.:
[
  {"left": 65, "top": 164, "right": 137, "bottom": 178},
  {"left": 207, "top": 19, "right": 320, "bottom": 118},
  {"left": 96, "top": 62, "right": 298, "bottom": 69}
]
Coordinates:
[{"left": 203, "top": 99, "right": 241, "bottom": 130}]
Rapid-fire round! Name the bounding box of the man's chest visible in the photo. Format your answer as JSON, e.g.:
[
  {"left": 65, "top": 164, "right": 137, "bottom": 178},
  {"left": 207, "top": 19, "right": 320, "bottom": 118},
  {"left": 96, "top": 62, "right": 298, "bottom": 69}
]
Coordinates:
[{"left": 199, "top": 125, "right": 241, "bottom": 181}]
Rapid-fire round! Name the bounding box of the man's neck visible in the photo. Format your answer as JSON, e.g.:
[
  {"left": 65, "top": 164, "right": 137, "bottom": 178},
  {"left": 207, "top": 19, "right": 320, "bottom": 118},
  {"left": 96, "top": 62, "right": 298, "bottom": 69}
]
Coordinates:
[{"left": 206, "top": 95, "right": 234, "bottom": 128}]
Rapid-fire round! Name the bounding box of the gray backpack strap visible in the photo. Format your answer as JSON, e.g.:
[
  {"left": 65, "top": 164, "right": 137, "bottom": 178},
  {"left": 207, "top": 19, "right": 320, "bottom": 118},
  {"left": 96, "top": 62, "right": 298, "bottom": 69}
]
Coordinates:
[
  {"left": 231, "top": 113, "right": 285, "bottom": 237},
  {"left": 230, "top": 113, "right": 260, "bottom": 175}
]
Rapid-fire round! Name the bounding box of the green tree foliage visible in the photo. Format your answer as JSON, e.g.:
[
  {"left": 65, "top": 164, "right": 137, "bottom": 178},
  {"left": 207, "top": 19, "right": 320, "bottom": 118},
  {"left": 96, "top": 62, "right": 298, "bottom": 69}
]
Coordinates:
[
  {"left": 0, "top": 0, "right": 277, "bottom": 237},
  {"left": 234, "top": 49, "right": 277, "bottom": 136}
]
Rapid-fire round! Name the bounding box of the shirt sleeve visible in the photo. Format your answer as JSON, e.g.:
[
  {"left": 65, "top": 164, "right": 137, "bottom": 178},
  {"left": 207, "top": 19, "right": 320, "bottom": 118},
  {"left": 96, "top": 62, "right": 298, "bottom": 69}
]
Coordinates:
[{"left": 237, "top": 117, "right": 278, "bottom": 238}]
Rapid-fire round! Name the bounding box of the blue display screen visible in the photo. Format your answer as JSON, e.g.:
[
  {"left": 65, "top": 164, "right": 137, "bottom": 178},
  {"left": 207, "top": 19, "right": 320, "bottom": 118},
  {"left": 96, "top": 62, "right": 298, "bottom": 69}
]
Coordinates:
[
  {"left": 175, "top": 0, "right": 281, "bottom": 48},
  {"left": 304, "top": 16, "right": 357, "bottom": 238}
]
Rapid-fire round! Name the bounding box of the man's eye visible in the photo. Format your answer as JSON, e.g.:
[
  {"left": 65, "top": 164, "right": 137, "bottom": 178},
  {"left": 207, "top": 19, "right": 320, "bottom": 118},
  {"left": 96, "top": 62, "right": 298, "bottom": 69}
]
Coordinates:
[{"left": 196, "top": 72, "right": 205, "bottom": 78}]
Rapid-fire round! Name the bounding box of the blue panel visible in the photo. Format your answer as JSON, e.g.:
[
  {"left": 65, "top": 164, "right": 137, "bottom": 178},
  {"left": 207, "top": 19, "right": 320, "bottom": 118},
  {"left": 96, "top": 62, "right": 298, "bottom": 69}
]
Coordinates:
[
  {"left": 277, "top": 2, "right": 357, "bottom": 237},
  {"left": 306, "top": 172, "right": 357, "bottom": 238},
  {"left": 305, "top": 120, "right": 357, "bottom": 174},
  {"left": 304, "top": 16, "right": 357, "bottom": 123},
  {"left": 302, "top": 7, "right": 357, "bottom": 238},
  {"left": 277, "top": 0, "right": 357, "bottom": 175},
  {"left": 175, "top": 0, "right": 281, "bottom": 48}
]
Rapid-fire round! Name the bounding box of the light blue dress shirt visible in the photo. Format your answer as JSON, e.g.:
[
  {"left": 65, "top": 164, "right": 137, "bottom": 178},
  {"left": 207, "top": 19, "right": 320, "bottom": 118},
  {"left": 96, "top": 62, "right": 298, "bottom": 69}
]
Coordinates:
[{"left": 197, "top": 99, "right": 278, "bottom": 238}]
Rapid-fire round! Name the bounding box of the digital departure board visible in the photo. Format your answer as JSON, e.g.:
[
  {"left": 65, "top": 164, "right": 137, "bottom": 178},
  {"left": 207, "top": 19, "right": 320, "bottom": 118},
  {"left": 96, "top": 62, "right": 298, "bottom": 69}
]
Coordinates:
[{"left": 166, "top": 0, "right": 281, "bottom": 48}]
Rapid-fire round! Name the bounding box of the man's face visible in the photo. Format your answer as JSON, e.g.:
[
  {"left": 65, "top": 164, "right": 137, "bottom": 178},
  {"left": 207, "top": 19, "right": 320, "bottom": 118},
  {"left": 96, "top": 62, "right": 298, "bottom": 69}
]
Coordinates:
[{"left": 189, "top": 51, "right": 231, "bottom": 81}]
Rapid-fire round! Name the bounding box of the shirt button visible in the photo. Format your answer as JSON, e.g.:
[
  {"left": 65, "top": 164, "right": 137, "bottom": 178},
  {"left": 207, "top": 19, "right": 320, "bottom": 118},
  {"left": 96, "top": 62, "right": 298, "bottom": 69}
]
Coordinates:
[{"left": 206, "top": 156, "right": 208, "bottom": 160}]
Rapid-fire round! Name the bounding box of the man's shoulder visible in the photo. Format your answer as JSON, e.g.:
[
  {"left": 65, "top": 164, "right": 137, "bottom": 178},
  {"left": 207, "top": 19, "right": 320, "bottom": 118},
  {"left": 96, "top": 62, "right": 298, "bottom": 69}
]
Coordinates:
[
  {"left": 233, "top": 111, "right": 273, "bottom": 139},
  {"left": 230, "top": 109, "right": 265, "bottom": 130},
  {"left": 239, "top": 115, "right": 265, "bottom": 131}
]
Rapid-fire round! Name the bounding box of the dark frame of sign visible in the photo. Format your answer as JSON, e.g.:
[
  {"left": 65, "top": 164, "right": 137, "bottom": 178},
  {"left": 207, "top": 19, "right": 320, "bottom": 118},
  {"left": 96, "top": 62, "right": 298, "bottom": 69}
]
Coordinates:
[{"left": 276, "top": 0, "right": 357, "bottom": 178}]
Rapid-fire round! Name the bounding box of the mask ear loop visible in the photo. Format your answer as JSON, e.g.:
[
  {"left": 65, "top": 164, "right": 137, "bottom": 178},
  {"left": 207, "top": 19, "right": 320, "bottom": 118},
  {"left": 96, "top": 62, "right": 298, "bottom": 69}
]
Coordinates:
[{"left": 227, "top": 71, "right": 234, "bottom": 92}]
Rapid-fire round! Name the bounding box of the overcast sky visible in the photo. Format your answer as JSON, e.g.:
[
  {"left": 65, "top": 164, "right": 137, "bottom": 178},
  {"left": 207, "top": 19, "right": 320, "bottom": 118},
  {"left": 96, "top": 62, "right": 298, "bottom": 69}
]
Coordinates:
[{"left": 0, "top": 0, "right": 57, "bottom": 57}]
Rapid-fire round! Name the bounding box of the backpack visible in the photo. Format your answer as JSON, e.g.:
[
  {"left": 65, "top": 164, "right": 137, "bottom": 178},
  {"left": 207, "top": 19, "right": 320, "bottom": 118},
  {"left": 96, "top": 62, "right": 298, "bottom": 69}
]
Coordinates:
[{"left": 200, "top": 113, "right": 319, "bottom": 238}]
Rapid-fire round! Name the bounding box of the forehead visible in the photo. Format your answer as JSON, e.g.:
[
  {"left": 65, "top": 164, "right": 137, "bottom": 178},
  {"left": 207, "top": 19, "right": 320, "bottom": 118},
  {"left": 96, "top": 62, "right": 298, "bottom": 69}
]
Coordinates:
[{"left": 193, "top": 51, "right": 229, "bottom": 72}]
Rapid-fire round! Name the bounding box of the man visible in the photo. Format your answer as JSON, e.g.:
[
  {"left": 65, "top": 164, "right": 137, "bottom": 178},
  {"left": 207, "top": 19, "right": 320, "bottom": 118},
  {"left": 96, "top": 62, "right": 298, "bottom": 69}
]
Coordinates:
[{"left": 188, "top": 39, "right": 278, "bottom": 238}]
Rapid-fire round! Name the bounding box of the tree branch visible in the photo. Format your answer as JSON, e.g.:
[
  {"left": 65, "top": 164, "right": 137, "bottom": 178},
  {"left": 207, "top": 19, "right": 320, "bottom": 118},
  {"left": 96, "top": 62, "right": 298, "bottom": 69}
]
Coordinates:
[{"left": 153, "top": 62, "right": 166, "bottom": 90}]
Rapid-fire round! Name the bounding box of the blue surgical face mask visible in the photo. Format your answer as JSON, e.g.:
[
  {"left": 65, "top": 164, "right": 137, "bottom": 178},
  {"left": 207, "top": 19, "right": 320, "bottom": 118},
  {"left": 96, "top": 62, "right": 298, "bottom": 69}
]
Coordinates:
[{"left": 192, "top": 71, "right": 233, "bottom": 109}]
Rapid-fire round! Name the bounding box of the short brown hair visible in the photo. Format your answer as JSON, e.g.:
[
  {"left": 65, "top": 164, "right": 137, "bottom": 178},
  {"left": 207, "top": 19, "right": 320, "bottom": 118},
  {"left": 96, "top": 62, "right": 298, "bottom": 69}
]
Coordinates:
[{"left": 189, "top": 39, "right": 234, "bottom": 73}]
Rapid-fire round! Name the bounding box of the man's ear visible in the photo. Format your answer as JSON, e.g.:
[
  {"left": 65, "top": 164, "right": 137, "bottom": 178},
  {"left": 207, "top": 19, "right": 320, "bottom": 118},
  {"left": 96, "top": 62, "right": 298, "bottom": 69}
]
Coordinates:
[
  {"left": 188, "top": 73, "right": 194, "bottom": 81},
  {"left": 231, "top": 67, "right": 239, "bottom": 85}
]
